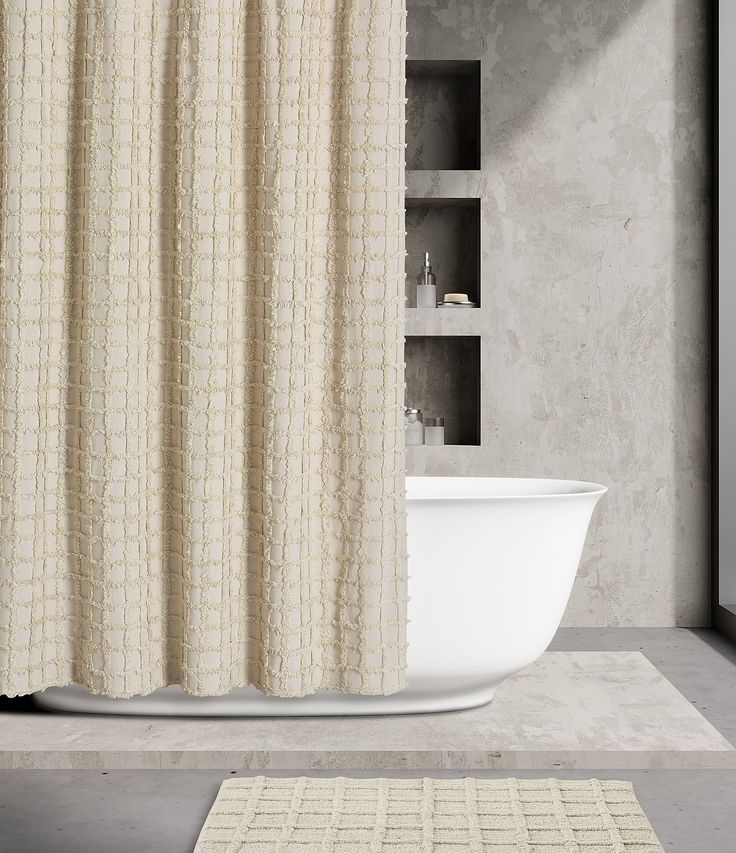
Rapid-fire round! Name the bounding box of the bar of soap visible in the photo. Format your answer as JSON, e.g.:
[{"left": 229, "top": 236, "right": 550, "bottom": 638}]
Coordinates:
[{"left": 443, "top": 293, "right": 469, "bottom": 303}]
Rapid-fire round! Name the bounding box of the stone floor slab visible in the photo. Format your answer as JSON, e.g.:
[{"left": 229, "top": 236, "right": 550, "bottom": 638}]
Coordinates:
[{"left": 1, "top": 651, "right": 732, "bottom": 770}]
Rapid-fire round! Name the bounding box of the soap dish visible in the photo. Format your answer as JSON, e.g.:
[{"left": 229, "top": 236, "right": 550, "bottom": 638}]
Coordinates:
[
  {"left": 437, "top": 292, "right": 476, "bottom": 308},
  {"left": 437, "top": 300, "right": 476, "bottom": 308}
]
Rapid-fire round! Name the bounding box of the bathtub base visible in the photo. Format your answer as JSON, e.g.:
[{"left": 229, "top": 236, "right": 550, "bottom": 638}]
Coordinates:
[
  {"left": 34, "top": 682, "right": 499, "bottom": 717},
  {"left": 29, "top": 478, "right": 605, "bottom": 719}
]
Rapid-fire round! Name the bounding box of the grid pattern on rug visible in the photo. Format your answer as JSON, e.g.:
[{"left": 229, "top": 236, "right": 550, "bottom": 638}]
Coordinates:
[{"left": 194, "top": 777, "right": 665, "bottom": 852}]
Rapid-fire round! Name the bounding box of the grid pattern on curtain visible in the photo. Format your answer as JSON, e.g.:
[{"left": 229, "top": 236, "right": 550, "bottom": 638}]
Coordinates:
[{"left": 0, "top": 0, "right": 407, "bottom": 698}]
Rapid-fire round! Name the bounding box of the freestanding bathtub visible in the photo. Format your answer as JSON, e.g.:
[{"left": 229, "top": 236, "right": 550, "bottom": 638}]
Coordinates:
[{"left": 35, "top": 477, "right": 605, "bottom": 716}]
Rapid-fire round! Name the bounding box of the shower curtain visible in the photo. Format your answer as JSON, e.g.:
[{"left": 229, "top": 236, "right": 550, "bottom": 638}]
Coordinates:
[{"left": 0, "top": 0, "right": 407, "bottom": 698}]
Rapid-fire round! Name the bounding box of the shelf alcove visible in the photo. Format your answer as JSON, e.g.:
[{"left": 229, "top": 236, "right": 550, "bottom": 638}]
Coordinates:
[
  {"left": 405, "top": 197, "right": 481, "bottom": 307},
  {"left": 406, "top": 60, "right": 481, "bottom": 171},
  {"left": 404, "top": 335, "right": 481, "bottom": 446}
]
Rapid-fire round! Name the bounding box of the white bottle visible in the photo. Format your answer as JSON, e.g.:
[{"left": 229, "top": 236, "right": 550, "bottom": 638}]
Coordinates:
[
  {"left": 416, "top": 252, "right": 437, "bottom": 308},
  {"left": 404, "top": 407, "right": 424, "bottom": 445},
  {"left": 423, "top": 417, "right": 445, "bottom": 446}
]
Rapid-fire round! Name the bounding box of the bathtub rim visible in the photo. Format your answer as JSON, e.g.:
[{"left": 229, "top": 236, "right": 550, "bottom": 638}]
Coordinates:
[{"left": 405, "top": 476, "right": 607, "bottom": 502}]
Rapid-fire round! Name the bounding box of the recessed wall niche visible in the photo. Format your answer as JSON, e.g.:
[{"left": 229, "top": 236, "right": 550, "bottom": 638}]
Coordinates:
[
  {"left": 405, "top": 336, "right": 481, "bottom": 446},
  {"left": 405, "top": 198, "right": 480, "bottom": 307},
  {"left": 406, "top": 60, "right": 481, "bottom": 171}
]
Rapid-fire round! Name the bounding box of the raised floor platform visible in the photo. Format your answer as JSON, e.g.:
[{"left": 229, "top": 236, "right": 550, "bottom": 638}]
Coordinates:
[{"left": 2, "top": 650, "right": 733, "bottom": 770}]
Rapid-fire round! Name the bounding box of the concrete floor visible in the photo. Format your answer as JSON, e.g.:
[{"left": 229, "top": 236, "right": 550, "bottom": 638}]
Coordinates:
[
  {"left": 1, "top": 628, "right": 735, "bottom": 852},
  {"left": 1, "top": 768, "right": 734, "bottom": 853}
]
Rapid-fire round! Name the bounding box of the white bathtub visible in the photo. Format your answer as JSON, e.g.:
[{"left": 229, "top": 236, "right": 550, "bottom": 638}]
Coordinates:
[{"left": 35, "top": 477, "right": 605, "bottom": 716}]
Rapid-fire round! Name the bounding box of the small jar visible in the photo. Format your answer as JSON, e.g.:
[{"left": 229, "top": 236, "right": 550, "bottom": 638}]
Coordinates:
[
  {"left": 423, "top": 417, "right": 445, "bottom": 446},
  {"left": 404, "top": 407, "right": 424, "bottom": 446}
]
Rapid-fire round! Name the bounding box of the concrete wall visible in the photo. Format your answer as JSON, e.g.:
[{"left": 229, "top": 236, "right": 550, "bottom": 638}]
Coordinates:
[{"left": 406, "top": 0, "right": 710, "bottom": 626}]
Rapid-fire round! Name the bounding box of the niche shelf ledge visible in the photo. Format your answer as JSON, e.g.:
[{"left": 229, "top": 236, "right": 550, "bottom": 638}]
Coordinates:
[{"left": 405, "top": 306, "right": 489, "bottom": 338}]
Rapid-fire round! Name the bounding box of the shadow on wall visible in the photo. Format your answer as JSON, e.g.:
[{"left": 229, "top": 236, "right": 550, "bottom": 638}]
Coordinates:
[
  {"left": 672, "top": 0, "right": 710, "bottom": 624},
  {"left": 407, "top": 0, "right": 649, "bottom": 152}
]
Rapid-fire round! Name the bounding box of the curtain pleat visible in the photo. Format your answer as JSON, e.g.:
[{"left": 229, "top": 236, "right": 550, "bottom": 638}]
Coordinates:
[{"left": 0, "top": 0, "right": 407, "bottom": 698}]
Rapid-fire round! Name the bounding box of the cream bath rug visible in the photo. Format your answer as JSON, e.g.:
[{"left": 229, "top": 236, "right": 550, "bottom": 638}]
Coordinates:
[{"left": 194, "top": 776, "right": 664, "bottom": 851}]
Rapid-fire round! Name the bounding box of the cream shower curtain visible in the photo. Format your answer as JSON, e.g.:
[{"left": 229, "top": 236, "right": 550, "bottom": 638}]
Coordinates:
[{"left": 0, "top": 0, "right": 407, "bottom": 698}]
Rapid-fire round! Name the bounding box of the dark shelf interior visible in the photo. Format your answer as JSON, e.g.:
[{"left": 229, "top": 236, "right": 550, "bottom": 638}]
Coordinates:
[
  {"left": 405, "top": 198, "right": 481, "bottom": 306},
  {"left": 405, "top": 336, "right": 481, "bottom": 446},
  {"left": 406, "top": 60, "right": 481, "bottom": 171}
]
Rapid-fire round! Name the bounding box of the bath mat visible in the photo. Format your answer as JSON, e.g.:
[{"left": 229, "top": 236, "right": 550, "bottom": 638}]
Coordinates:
[{"left": 194, "top": 776, "right": 664, "bottom": 851}]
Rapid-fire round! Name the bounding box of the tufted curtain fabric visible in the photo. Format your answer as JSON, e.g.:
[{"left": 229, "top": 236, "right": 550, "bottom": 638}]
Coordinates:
[{"left": 0, "top": 0, "right": 407, "bottom": 698}]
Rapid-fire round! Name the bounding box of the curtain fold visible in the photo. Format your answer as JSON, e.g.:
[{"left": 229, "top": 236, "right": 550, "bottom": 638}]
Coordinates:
[{"left": 0, "top": 0, "right": 407, "bottom": 698}]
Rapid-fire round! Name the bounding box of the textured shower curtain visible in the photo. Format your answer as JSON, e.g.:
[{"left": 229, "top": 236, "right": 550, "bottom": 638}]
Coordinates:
[{"left": 0, "top": 0, "right": 407, "bottom": 698}]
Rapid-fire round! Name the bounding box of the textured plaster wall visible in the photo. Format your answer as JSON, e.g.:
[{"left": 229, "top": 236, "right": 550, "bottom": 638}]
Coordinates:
[{"left": 406, "top": 0, "right": 710, "bottom": 626}]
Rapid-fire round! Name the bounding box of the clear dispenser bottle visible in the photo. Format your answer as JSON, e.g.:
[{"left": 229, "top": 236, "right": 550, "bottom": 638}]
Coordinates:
[{"left": 416, "top": 252, "right": 437, "bottom": 308}]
